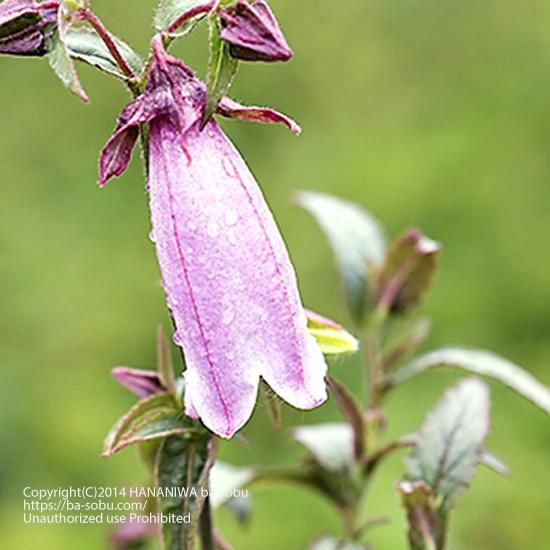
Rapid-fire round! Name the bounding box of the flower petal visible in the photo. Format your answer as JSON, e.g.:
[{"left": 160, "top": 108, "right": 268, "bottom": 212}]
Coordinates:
[{"left": 148, "top": 118, "right": 327, "bottom": 437}]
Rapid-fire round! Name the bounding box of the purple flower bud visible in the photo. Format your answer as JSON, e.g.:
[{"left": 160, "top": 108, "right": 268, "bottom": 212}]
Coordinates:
[
  {"left": 0, "top": 0, "right": 58, "bottom": 57},
  {"left": 219, "top": 0, "right": 292, "bottom": 62},
  {"left": 99, "top": 40, "right": 326, "bottom": 438},
  {"left": 112, "top": 367, "right": 165, "bottom": 399}
]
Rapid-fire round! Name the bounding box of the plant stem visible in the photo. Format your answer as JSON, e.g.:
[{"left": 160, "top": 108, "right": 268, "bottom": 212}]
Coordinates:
[
  {"left": 80, "top": 9, "right": 138, "bottom": 83},
  {"left": 199, "top": 495, "right": 215, "bottom": 550}
]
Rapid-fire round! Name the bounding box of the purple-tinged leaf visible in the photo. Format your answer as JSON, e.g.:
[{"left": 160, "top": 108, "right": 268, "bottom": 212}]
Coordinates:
[
  {"left": 293, "top": 423, "right": 354, "bottom": 472},
  {"left": 295, "top": 192, "right": 386, "bottom": 326},
  {"left": 375, "top": 229, "right": 440, "bottom": 316},
  {"left": 396, "top": 480, "right": 440, "bottom": 550},
  {"left": 102, "top": 393, "right": 193, "bottom": 457},
  {"left": 405, "top": 378, "right": 491, "bottom": 507},
  {"left": 326, "top": 377, "right": 365, "bottom": 459},
  {"left": 217, "top": 96, "right": 300, "bottom": 134},
  {"left": 112, "top": 367, "right": 165, "bottom": 399},
  {"left": 388, "top": 347, "right": 550, "bottom": 414},
  {"left": 220, "top": 0, "right": 292, "bottom": 62}
]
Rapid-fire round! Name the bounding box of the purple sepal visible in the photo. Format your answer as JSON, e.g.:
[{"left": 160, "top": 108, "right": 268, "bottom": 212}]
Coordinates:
[
  {"left": 218, "top": 96, "right": 301, "bottom": 134},
  {"left": 112, "top": 367, "right": 165, "bottom": 399},
  {"left": 99, "top": 38, "right": 299, "bottom": 186},
  {"left": 0, "top": 0, "right": 58, "bottom": 57},
  {"left": 220, "top": 0, "right": 292, "bottom": 62},
  {"left": 110, "top": 516, "right": 158, "bottom": 549}
]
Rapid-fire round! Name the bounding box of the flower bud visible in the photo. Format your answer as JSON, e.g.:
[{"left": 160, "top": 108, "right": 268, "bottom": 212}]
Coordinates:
[
  {"left": 219, "top": 0, "right": 292, "bottom": 62},
  {"left": 0, "top": 0, "right": 58, "bottom": 57}
]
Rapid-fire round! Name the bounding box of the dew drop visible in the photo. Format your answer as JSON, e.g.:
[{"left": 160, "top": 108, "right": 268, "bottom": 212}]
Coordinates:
[
  {"left": 148, "top": 229, "right": 157, "bottom": 243},
  {"left": 222, "top": 308, "right": 235, "bottom": 326},
  {"left": 224, "top": 209, "right": 238, "bottom": 227},
  {"left": 207, "top": 219, "right": 219, "bottom": 238}
]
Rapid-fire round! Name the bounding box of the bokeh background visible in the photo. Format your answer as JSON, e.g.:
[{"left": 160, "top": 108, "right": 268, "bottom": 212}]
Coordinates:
[{"left": 1, "top": 0, "right": 549, "bottom": 548}]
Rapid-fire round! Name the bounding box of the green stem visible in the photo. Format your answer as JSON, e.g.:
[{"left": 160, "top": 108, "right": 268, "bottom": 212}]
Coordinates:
[{"left": 199, "top": 495, "right": 215, "bottom": 550}]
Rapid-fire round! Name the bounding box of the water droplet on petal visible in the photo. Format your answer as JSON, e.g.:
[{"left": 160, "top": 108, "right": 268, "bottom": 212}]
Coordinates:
[
  {"left": 207, "top": 219, "right": 219, "bottom": 238},
  {"left": 222, "top": 308, "right": 235, "bottom": 326},
  {"left": 148, "top": 230, "right": 157, "bottom": 243},
  {"left": 224, "top": 209, "right": 238, "bottom": 226}
]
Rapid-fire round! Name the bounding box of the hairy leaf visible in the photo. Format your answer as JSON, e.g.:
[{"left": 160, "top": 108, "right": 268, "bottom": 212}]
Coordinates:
[
  {"left": 389, "top": 348, "right": 550, "bottom": 414},
  {"left": 64, "top": 25, "right": 143, "bottom": 80},
  {"left": 295, "top": 191, "right": 386, "bottom": 325},
  {"left": 294, "top": 423, "right": 354, "bottom": 472},
  {"left": 155, "top": 434, "right": 214, "bottom": 550},
  {"left": 405, "top": 378, "right": 490, "bottom": 507},
  {"left": 102, "top": 393, "right": 192, "bottom": 456}
]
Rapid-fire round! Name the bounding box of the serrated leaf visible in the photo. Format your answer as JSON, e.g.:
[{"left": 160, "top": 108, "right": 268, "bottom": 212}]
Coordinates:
[
  {"left": 327, "top": 377, "right": 365, "bottom": 459},
  {"left": 47, "top": 25, "right": 88, "bottom": 102},
  {"left": 306, "top": 310, "right": 359, "bottom": 355},
  {"left": 295, "top": 192, "right": 386, "bottom": 325},
  {"left": 202, "top": 15, "right": 239, "bottom": 125},
  {"left": 156, "top": 325, "right": 178, "bottom": 395},
  {"left": 155, "top": 434, "right": 214, "bottom": 550},
  {"left": 405, "top": 378, "right": 490, "bottom": 507},
  {"left": 64, "top": 25, "right": 143, "bottom": 80},
  {"left": 102, "top": 393, "right": 192, "bottom": 457},
  {"left": 374, "top": 229, "right": 440, "bottom": 316},
  {"left": 294, "top": 423, "right": 354, "bottom": 472},
  {"left": 154, "top": 0, "right": 213, "bottom": 36},
  {"left": 388, "top": 347, "right": 550, "bottom": 414}
]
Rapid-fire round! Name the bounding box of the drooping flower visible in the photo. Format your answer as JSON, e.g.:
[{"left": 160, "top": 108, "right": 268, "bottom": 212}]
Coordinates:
[
  {"left": 219, "top": 0, "right": 292, "bottom": 62},
  {"left": 99, "top": 38, "right": 327, "bottom": 438},
  {"left": 0, "top": 0, "right": 58, "bottom": 56}
]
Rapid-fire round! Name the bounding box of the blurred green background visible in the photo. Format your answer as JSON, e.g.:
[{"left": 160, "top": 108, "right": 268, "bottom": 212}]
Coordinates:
[{"left": 1, "top": 0, "right": 549, "bottom": 548}]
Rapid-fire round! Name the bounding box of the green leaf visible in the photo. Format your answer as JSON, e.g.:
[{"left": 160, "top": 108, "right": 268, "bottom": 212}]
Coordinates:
[
  {"left": 295, "top": 192, "right": 386, "bottom": 325},
  {"left": 47, "top": 25, "right": 89, "bottom": 103},
  {"left": 294, "top": 423, "right": 354, "bottom": 472},
  {"left": 102, "top": 393, "right": 192, "bottom": 457},
  {"left": 405, "top": 378, "right": 490, "bottom": 507},
  {"left": 374, "top": 229, "right": 440, "bottom": 316},
  {"left": 306, "top": 310, "right": 359, "bottom": 355},
  {"left": 64, "top": 25, "right": 143, "bottom": 80},
  {"left": 155, "top": 434, "right": 214, "bottom": 550},
  {"left": 388, "top": 347, "right": 550, "bottom": 414},
  {"left": 210, "top": 461, "right": 255, "bottom": 509},
  {"left": 479, "top": 449, "right": 510, "bottom": 478},
  {"left": 310, "top": 536, "right": 369, "bottom": 550},
  {"left": 327, "top": 377, "right": 365, "bottom": 459},
  {"left": 202, "top": 15, "right": 239, "bottom": 126},
  {"left": 154, "top": 0, "right": 212, "bottom": 36},
  {"left": 157, "top": 325, "right": 178, "bottom": 396}
]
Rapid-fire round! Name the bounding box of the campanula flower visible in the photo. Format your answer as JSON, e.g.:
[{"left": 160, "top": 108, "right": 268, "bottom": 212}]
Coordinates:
[{"left": 99, "top": 38, "right": 327, "bottom": 438}]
